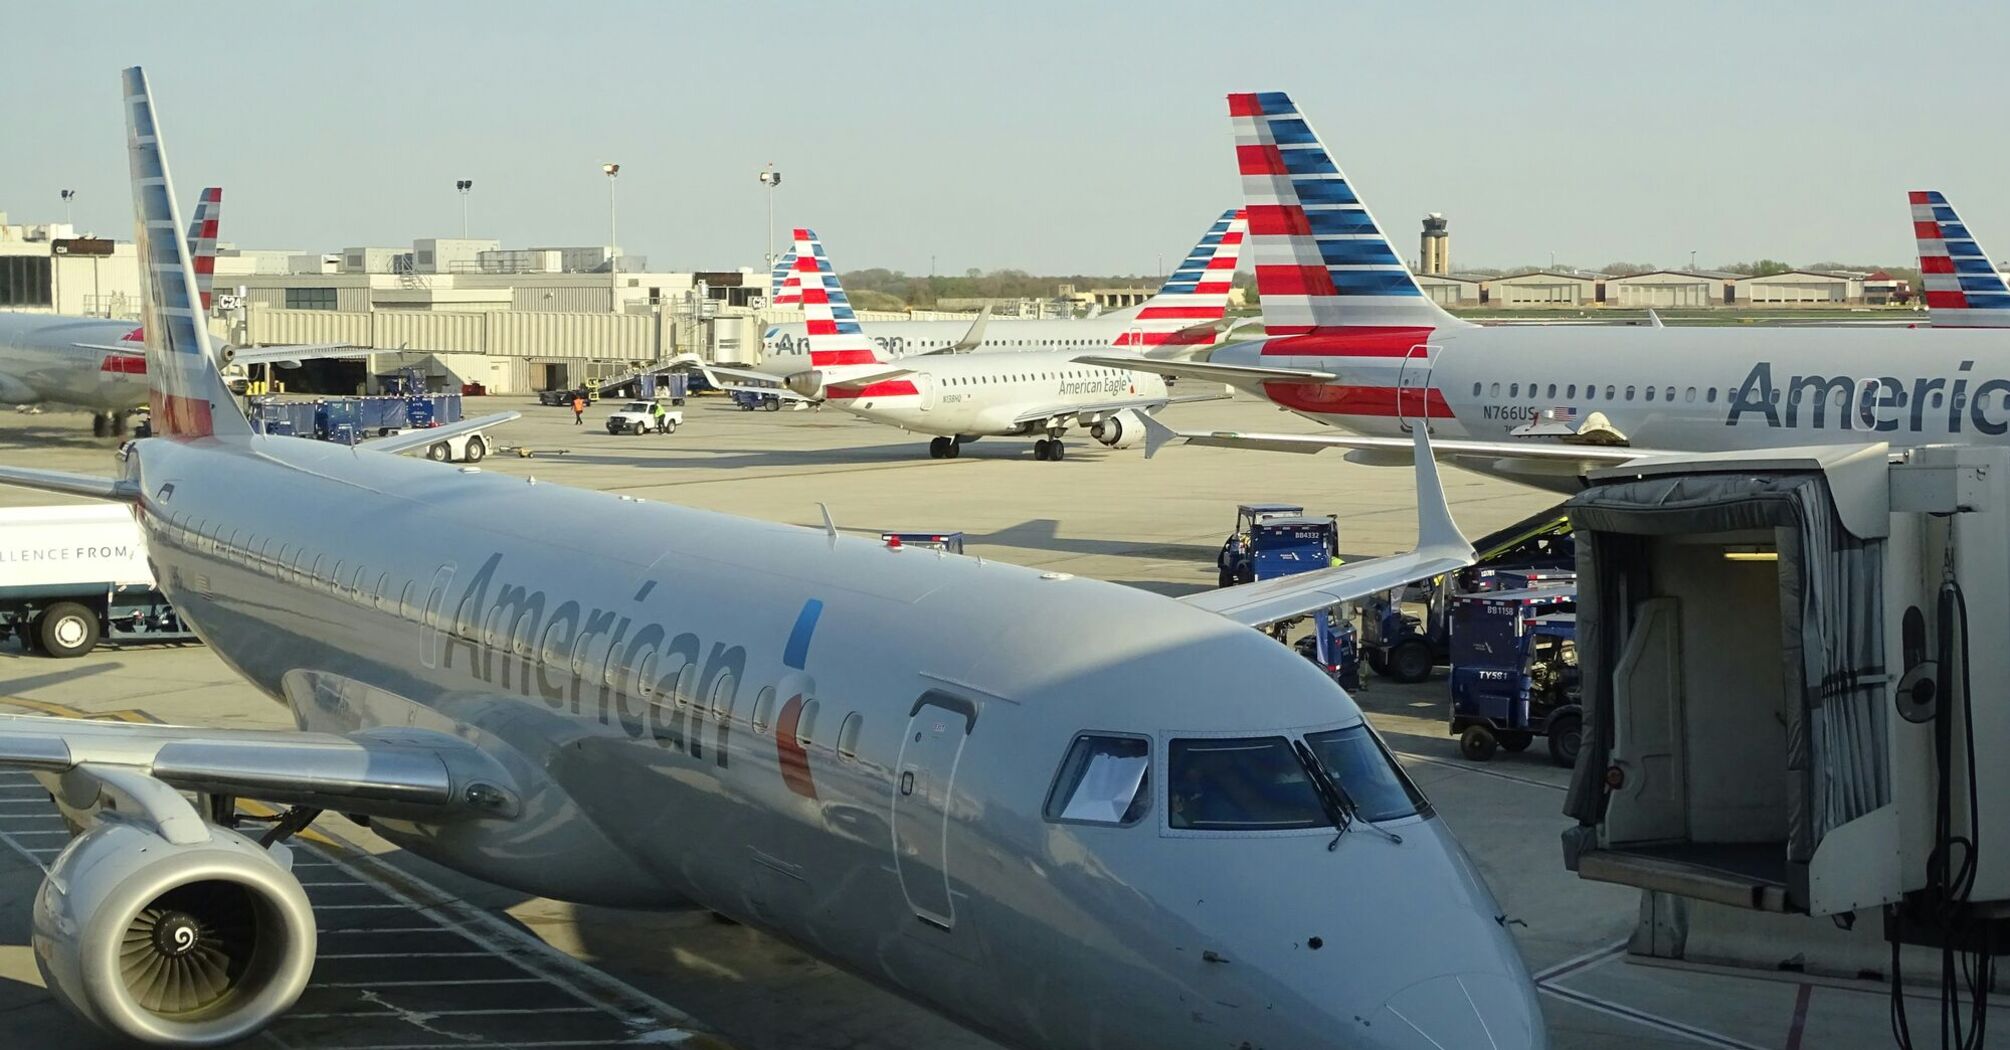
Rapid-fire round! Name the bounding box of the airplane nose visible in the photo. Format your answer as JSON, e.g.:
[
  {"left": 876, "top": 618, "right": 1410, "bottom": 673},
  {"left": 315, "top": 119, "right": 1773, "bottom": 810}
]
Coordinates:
[{"left": 1370, "top": 972, "right": 1545, "bottom": 1050}]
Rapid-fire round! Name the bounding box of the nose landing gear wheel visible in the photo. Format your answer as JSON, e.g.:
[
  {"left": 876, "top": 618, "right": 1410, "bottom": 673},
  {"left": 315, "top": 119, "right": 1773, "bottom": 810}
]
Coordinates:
[
  {"left": 929, "top": 436, "right": 951, "bottom": 459},
  {"left": 1459, "top": 725, "right": 1499, "bottom": 762}
]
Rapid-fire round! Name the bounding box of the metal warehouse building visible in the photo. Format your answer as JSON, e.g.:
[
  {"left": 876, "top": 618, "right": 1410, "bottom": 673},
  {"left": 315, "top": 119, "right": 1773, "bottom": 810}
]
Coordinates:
[
  {"left": 1604, "top": 270, "right": 1734, "bottom": 308},
  {"left": 1489, "top": 270, "right": 1602, "bottom": 307},
  {"left": 1732, "top": 270, "right": 1863, "bottom": 305}
]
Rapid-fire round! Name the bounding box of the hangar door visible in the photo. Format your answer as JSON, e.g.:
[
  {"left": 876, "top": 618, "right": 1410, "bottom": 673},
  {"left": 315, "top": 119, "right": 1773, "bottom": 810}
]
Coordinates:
[{"left": 893, "top": 693, "right": 976, "bottom": 929}]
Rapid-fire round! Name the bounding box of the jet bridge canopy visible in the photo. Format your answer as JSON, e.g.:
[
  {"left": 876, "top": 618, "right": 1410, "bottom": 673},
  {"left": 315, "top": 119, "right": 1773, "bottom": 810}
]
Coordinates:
[{"left": 1560, "top": 449, "right": 1891, "bottom": 913}]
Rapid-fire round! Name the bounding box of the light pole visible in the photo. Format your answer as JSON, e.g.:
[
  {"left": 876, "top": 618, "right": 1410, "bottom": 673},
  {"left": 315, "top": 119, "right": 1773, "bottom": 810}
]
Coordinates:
[
  {"left": 758, "top": 164, "right": 781, "bottom": 274},
  {"left": 602, "top": 163, "right": 620, "bottom": 312},
  {"left": 60, "top": 189, "right": 76, "bottom": 227},
  {"left": 1689, "top": 249, "right": 1697, "bottom": 272},
  {"left": 456, "top": 179, "right": 473, "bottom": 238}
]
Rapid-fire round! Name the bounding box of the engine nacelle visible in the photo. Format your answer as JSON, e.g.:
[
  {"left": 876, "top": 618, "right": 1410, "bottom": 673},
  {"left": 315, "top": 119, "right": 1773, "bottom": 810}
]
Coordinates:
[
  {"left": 785, "top": 370, "right": 825, "bottom": 399},
  {"left": 34, "top": 820, "right": 316, "bottom": 1047},
  {"left": 1091, "top": 409, "right": 1146, "bottom": 449}
]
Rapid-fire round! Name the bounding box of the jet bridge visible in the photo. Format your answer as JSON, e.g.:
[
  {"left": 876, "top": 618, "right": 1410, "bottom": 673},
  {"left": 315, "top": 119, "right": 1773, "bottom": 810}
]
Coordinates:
[{"left": 1559, "top": 442, "right": 2007, "bottom": 993}]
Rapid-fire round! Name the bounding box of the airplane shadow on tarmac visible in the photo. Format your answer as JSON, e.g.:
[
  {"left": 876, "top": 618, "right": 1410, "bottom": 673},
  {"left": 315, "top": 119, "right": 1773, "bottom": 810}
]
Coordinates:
[
  {"left": 959, "top": 518, "right": 1219, "bottom": 562},
  {"left": 550, "top": 442, "right": 1127, "bottom": 470}
]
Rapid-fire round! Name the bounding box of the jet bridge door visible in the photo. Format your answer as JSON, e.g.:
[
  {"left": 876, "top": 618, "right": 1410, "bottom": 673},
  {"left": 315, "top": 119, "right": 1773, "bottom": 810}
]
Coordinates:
[
  {"left": 892, "top": 693, "right": 975, "bottom": 929},
  {"left": 1604, "top": 596, "right": 1687, "bottom": 845}
]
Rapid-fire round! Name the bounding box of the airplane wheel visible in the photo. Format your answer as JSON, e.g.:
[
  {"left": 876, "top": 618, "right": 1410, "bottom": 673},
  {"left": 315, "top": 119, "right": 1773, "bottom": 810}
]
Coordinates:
[
  {"left": 36, "top": 602, "right": 99, "bottom": 659},
  {"left": 1548, "top": 713, "right": 1582, "bottom": 768},
  {"left": 945, "top": 440, "right": 961, "bottom": 459},
  {"left": 1050, "top": 440, "right": 1065, "bottom": 461},
  {"left": 426, "top": 442, "right": 451, "bottom": 461},
  {"left": 929, "top": 437, "right": 951, "bottom": 459},
  {"left": 112, "top": 412, "right": 131, "bottom": 437},
  {"left": 463, "top": 436, "right": 487, "bottom": 463},
  {"left": 92, "top": 414, "right": 110, "bottom": 438},
  {"left": 1034, "top": 439, "right": 1051, "bottom": 461},
  {"left": 1459, "top": 725, "right": 1498, "bottom": 762}
]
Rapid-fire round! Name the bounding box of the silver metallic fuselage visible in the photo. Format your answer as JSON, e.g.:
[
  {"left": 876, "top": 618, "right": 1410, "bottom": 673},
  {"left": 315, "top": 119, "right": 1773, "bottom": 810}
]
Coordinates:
[
  {"left": 122, "top": 432, "right": 1542, "bottom": 1049},
  {"left": 0, "top": 312, "right": 148, "bottom": 412}
]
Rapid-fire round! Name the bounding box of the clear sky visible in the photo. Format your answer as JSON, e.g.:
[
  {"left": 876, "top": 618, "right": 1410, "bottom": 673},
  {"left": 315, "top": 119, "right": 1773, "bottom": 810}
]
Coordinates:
[{"left": 4, "top": 2, "right": 2005, "bottom": 276}]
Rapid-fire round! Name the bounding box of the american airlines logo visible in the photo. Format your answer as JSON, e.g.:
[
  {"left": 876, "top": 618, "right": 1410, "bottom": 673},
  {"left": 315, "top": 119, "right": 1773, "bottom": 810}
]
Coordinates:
[
  {"left": 1726, "top": 360, "right": 2010, "bottom": 434},
  {"left": 438, "top": 553, "right": 751, "bottom": 769}
]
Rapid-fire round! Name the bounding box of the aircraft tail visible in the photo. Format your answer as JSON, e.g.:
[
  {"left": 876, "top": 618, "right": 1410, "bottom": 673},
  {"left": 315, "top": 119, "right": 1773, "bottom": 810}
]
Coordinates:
[
  {"left": 790, "top": 228, "right": 886, "bottom": 366},
  {"left": 770, "top": 249, "right": 801, "bottom": 306},
  {"left": 1911, "top": 191, "right": 2010, "bottom": 328},
  {"left": 1114, "top": 208, "right": 1248, "bottom": 347},
  {"left": 122, "top": 67, "right": 252, "bottom": 439},
  {"left": 1227, "top": 91, "right": 1468, "bottom": 334},
  {"left": 185, "top": 187, "right": 221, "bottom": 312}
]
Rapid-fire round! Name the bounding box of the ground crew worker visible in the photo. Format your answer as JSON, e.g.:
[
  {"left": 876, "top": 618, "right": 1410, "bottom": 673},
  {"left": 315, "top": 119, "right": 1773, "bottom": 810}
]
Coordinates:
[
  {"left": 651, "top": 399, "right": 667, "bottom": 434},
  {"left": 572, "top": 394, "right": 586, "bottom": 425}
]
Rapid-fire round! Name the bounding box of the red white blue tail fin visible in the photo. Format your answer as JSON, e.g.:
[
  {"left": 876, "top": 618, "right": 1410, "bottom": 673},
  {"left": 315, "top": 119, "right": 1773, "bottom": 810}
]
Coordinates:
[
  {"left": 770, "top": 249, "right": 801, "bottom": 306},
  {"left": 184, "top": 187, "right": 222, "bottom": 312},
  {"left": 122, "top": 67, "right": 251, "bottom": 439},
  {"left": 1227, "top": 91, "right": 1466, "bottom": 334},
  {"left": 1114, "top": 209, "right": 1248, "bottom": 347},
  {"left": 791, "top": 228, "right": 886, "bottom": 366},
  {"left": 1912, "top": 191, "right": 2010, "bottom": 328}
]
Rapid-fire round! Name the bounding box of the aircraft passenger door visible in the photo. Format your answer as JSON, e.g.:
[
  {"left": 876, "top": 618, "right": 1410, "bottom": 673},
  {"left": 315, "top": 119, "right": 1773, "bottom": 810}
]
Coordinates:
[
  {"left": 1395, "top": 343, "right": 1439, "bottom": 434},
  {"left": 1605, "top": 596, "right": 1688, "bottom": 845},
  {"left": 892, "top": 693, "right": 976, "bottom": 929},
  {"left": 912, "top": 372, "right": 932, "bottom": 411}
]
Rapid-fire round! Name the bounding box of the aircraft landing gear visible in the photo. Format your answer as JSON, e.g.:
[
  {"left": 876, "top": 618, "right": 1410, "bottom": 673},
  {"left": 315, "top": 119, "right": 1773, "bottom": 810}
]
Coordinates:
[
  {"left": 111, "top": 411, "right": 131, "bottom": 437},
  {"left": 92, "top": 412, "right": 112, "bottom": 438},
  {"left": 1034, "top": 438, "right": 1067, "bottom": 462},
  {"left": 929, "top": 436, "right": 961, "bottom": 459}
]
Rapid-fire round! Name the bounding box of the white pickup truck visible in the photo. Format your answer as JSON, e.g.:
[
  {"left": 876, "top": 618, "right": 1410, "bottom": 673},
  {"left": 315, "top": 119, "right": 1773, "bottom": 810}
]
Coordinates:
[
  {"left": 0, "top": 505, "right": 196, "bottom": 657},
  {"left": 604, "top": 399, "right": 683, "bottom": 435}
]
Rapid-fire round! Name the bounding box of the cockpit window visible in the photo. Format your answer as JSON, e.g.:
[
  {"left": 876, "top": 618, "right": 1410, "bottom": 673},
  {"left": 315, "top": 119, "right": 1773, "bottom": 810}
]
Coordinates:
[
  {"left": 1168, "top": 737, "right": 1326, "bottom": 831},
  {"left": 1044, "top": 735, "right": 1151, "bottom": 826},
  {"left": 1303, "top": 725, "right": 1427, "bottom": 823}
]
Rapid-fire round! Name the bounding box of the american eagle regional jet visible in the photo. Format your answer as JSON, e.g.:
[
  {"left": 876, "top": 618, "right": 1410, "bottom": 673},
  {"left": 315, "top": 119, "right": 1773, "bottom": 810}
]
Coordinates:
[{"left": 0, "top": 67, "right": 1545, "bottom": 1050}]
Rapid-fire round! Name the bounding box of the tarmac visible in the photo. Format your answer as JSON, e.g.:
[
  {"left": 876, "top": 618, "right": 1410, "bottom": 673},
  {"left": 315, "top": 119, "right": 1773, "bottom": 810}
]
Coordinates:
[{"left": 0, "top": 392, "right": 1996, "bottom": 1049}]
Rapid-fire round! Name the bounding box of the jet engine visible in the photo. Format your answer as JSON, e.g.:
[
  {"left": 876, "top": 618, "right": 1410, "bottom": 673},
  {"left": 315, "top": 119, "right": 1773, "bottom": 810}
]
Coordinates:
[
  {"left": 785, "top": 370, "right": 825, "bottom": 400},
  {"left": 1091, "top": 409, "right": 1146, "bottom": 449},
  {"left": 34, "top": 820, "right": 316, "bottom": 1047}
]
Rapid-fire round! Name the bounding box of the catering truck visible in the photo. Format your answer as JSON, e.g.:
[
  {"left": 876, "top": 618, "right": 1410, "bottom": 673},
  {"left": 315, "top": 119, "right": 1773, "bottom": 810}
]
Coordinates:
[{"left": 0, "top": 505, "right": 195, "bottom": 657}]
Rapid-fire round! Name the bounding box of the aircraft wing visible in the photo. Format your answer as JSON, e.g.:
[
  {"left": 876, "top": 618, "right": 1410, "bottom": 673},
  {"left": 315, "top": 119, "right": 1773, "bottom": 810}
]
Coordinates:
[
  {"left": 1138, "top": 414, "right": 1659, "bottom": 474},
  {"left": 1073, "top": 353, "right": 1337, "bottom": 385},
  {"left": 364, "top": 411, "right": 519, "bottom": 455},
  {"left": 228, "top": 344, "right": 370, "bottom": 368},
  {"left": 914, "top": 304, "right": 992, "bottom": 355},
  {"left": 0, "top": 465, "right": 137, "bottom": 502},
  {"left": 1007, "top": 388, "right": 1225, "bottom": 429},
  {"left": 1178, "top": 427, "right": 1475, "bottom": 628},
  {"left": 0, "top": 701, "right": 518, "bottom": 823}
]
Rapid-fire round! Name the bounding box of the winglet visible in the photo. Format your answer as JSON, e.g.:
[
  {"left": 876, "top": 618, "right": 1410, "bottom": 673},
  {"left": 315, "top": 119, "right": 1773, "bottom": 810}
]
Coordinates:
[
  {"left": 1410, "top": 424, "right": 1472, "bottom": 560},
  {"left": 1140, "top": 411, "right": 1179, "bottom": 460},
  {"left": 947, "top": 304, "right": 993, "bottom": 352}
]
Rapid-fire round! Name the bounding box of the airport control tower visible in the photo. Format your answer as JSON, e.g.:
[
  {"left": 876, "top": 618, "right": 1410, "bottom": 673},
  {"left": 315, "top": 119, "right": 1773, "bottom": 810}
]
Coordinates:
[{"left": 1420, "top": 213, "right": 1450, "bottom": 275}]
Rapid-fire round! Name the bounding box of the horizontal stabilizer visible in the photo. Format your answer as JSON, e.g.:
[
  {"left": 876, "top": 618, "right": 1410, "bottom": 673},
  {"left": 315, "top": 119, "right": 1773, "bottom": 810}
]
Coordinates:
[
  {"left": 1177, "top": 426, "right": 1474, "bottom": 627},
  {"left": 1139, "top": 417, "right": 1655, "bottom": 472},
  {"left": 364, "top": 410, "right": 519, "bottom": 456}
]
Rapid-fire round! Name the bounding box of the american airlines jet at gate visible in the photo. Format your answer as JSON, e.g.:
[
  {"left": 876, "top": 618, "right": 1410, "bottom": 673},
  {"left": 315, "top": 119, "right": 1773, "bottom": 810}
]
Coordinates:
[
  {"left": 1087, "top": 92, "right": 2010, "bottom": 491},
  {"left": 1912, "top": 190, "right": 2010, "bottom": 328},
  {"left": 0, "top": 68, "right": 1543, "bottom": 1050},
  {"left": 761, "top": 209, "right": 1247, "bottom": 364}
]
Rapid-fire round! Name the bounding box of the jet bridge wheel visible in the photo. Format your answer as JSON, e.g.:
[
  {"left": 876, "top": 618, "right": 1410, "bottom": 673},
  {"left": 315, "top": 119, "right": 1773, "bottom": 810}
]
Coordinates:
[{"left": 36, "top": 601, "right": 100, "bottom": 658}]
